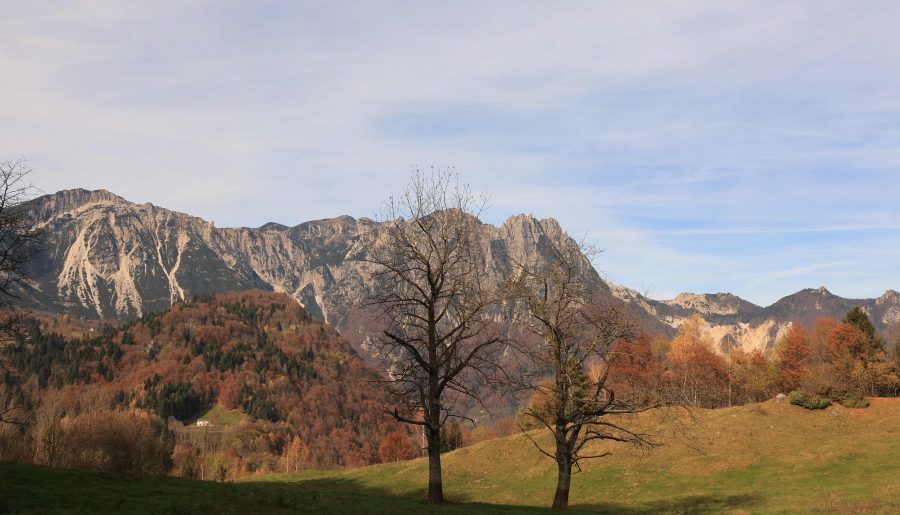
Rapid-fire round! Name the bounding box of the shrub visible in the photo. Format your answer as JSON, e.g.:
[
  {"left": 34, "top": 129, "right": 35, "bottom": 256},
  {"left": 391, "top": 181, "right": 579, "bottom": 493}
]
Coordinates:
[
  {"left": 59, "top": 410, "right": 172, "bottom": 476},
  {"left": 378, "top": 430, "right": 418, "bottom": 463},
  {"left": 788, "top": 390, "right": 831, "bottom": 410},
  {"left": 836, "top": 393, "right": 870, "bottom": 408}
]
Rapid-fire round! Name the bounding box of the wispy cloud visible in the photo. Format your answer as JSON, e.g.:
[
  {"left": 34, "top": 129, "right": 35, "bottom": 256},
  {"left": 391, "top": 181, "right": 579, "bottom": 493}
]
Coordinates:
[
  {"left": 655, "top": 225, "right": 900, "bottom": 237},
  {"left": 751, "top": 263, "right": 848, "bottom": 284},
  {"left": 1, "top": 1, "right": 899, "bottom": 305}
]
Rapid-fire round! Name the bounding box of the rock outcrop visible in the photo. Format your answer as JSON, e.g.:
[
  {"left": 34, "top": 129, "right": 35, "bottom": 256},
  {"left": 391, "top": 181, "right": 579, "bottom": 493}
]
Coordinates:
[
  {"left": 21, "top": 189, "right": 662, "bottom": 350},
  {"left": 19, "top": 189, "right": 900, "bottom": 356},
  {"left": 609, "top": 286, "right": 900, "bottom": 353}
]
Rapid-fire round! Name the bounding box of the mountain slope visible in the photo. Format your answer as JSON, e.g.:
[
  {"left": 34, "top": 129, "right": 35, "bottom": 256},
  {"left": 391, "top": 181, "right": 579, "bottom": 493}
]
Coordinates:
[
  {"left": 5, "top": 290, "right": 399, "bottom": 468},
  {"left": 611, "top": 285, "right": 900, "bottom": 352},
  {"left": 20, "top": 189, "right": 668, "bottom": 347},
  {"left": 24, "top": 189, "right": 269, "bottom": 318},
  {"left": 18, "top": 188, "right": 900, "bottom": 356}
]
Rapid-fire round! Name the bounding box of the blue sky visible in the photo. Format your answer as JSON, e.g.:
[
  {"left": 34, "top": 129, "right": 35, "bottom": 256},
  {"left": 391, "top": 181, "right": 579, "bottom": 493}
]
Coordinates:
[{"left": 2, "top": 1, "right": 899, "bottom": 305}]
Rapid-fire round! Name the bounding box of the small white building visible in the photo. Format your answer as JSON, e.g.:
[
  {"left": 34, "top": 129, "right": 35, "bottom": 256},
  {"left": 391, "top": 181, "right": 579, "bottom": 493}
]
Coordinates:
[{"left": 196, "top": 420, "right": 211, "bottom": 427}]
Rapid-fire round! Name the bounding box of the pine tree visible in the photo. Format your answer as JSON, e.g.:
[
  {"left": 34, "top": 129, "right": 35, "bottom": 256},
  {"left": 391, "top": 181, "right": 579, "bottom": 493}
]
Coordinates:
[{"left": 843, "top": 307, "right": 884, "bottom": 355}]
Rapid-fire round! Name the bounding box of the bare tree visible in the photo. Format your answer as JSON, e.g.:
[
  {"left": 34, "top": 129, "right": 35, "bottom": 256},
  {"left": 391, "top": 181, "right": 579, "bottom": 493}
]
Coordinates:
[
  {"left": 366, "top": 168, "right": 501, "bottom": 504},
  {"left": 0, "top": 158, "right": 41, "bottom": 426},
  {"left": 506, "top": 235, "right": 666, "bottom": 511},
  {"left": 0, "top": 384, "right": 28, "bottom": 427}
]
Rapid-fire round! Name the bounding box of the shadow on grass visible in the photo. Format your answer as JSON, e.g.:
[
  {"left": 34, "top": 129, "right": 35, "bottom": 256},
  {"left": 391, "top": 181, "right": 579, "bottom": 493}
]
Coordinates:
[
  {"left": 575, "top": 493, "right": 763, "bottom": 514},
  {"left": 243, "top": 477, "right": 764, "bottom": 514},
  {"left": 234, "top": 477, "right": 765, "bottom": 514},
  {"left": 1, "top": 461, "right": 763, "bottom": 514}
]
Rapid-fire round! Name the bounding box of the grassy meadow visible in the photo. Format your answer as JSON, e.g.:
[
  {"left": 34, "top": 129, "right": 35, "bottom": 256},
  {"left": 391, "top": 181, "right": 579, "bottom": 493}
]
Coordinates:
[{"left": 2, "top": 398, "right": 898, "bottom": 513}]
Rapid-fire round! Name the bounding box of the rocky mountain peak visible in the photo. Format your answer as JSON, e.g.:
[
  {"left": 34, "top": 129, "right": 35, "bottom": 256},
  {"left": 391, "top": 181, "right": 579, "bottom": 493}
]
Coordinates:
[
  {"left": 15, "top": 188, "right": 899, "bottom": 360},
  {"left": 875, "top": 290, "right": 900, "bottom": 325},
  {"left": 666, "top": 292, "right": 758, "bottom": 316},
  {"left": 57, "top": 188, "right": 124, "bottom": 205},
  {"left": 501, "top": 214, "right": 561, "bottom": 235},
  {"left": 18, "top": 190, "right": 601, "bottom": 338},
  {"left": 293, "top": 215, "right": 365, "bottom": 237},
  {"left": 498, "top": 215, "right": 569, "bottom": 262},
  {"left": 878, "top": 289, "right": 900, "bottom": 303},
  {"left": 28, "top": 188, "right": 127, "bottom": 221},
  {"left": 259, "top": 222, "right": 289, "bottom": 232}
]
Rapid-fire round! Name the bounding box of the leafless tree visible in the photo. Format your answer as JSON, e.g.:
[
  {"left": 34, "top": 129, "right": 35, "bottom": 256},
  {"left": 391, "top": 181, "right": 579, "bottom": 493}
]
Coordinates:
[
  {"left": 0, "top": 385, "right": 28, "bottom": 427},
  {"left": 0, "top": 158, "right": 41, "bottom": 426},
  {"left": 505, "top": 234, "right": 667, "bottom": 511},
  {"left": 365, "top": 168, "right": 501, "bottom": 504}
]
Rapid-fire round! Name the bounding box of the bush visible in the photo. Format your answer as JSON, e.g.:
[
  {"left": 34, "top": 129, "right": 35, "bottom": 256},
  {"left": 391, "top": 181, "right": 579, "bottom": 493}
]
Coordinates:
[
  {"left": 378, "top": 430, "right": 418, "bottom": 463},
  {"left": 836, "top": 393, "right": 870, "bottom": 408},
  {"left": 59, "top": 410, "right": 172, "bottom": 476},
  {"left": 788, "top": 390, "right": 831, "bottom": 410}
]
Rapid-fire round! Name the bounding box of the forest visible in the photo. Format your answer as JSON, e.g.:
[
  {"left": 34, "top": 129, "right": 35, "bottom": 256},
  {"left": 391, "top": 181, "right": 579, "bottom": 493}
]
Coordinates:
[
  {"left": 0, "top": 291, "right": 414, "bottom": 479},
  {"left": 2, "top": 290, "right": 898, "bottom": 484},
  {"left": 605, "top": 308, "right": 900, "bottom": 412}
]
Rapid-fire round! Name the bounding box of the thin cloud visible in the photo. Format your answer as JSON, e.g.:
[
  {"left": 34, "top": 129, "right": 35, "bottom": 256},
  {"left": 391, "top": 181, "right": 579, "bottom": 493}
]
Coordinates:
[
  {"left": 655, "top": 224, "right": 900, "bottom": 236},
  {"left": 1, "top": 1, "right": 899, "bottom": 305},
  {"left": 752, "top": 263, "right": 848, "bottom": 284}
]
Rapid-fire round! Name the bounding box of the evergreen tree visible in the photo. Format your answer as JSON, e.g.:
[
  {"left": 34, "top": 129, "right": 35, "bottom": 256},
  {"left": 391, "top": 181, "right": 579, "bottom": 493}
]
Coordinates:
[{"left": 843, "top": 307, "right": 885, "bottom": 355}]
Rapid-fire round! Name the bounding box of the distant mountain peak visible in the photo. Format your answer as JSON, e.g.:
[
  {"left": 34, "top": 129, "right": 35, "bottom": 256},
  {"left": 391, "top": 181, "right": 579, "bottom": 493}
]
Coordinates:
[
  {"left": 37, "top": 187, "right": 125, "bottom": 208},
  {"left": 502, "top": 213, "right": 561, "bottom": 228},
  {"left": 18, "top": 187, "right": 900, "bottom": 359},
  {"left": 259, "top": 222, "right": 289, "bottom": 231},
  {"left": 19, "top": 188, "right": 609, "bottom": 335},
  {"left": 877, "top": 289, "right": 900, "bottom": 308},
  {"left": 664, "top": 292, "right": 759, "bottom": 316}
]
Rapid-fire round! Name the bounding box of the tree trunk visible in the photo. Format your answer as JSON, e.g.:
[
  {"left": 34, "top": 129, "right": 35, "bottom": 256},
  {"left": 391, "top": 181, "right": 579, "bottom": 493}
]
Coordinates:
[
  {"left": 426, "top": 424, "right": 444, "bottom": 504},
  {"left": 552, "top": 456, "right": 572, "bottom": 510}
]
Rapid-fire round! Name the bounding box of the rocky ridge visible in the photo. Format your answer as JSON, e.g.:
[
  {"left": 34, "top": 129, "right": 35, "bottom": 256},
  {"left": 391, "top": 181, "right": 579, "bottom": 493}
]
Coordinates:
[
  {"left": 21, "top": 189, "right": 647, "bottom": 353},
  {"left": 609, "top": 285, "right": 900, "bottom": 353},
  {"left": 19, "top": 189, "right": 900, "bottom": 355}
]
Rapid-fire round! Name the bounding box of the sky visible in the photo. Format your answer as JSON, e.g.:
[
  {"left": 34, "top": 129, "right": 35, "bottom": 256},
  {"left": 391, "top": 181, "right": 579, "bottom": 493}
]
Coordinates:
[{"left": 2, "top": 1, "right": 899, "bottom": 306}]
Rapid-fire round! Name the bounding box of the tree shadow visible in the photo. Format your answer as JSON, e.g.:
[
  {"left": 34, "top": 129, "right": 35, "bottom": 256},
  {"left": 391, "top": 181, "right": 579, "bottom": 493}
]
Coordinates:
[
  {"left": 252, "top": 476, "right": 765, "bottom": 514},
  {"left": 574, "top": 493, "right": 764, "bottom": 514},
  {"left": 1, "top": 461, "right": 764, "bottom": 514}
]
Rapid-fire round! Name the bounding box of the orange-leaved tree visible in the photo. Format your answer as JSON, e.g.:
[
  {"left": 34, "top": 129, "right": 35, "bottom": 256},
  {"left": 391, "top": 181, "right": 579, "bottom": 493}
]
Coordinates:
[
  {"left": 776, "top": 323, "right": 811, "bottom": 392},
  {"left": 379, "top": 430, "right": 418, "bottom": 463}
]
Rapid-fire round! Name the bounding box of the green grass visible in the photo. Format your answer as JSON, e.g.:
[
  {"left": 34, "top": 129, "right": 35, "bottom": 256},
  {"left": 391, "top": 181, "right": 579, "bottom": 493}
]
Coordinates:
[
  {"left": 183, "top": 404, "right": 248, "bottom": 430},
  {"left": 3, "top": 398, "right": 899, "bottom": 513},
  {"left": 284, "top": 398, "right": 900, "bottom": 513}
]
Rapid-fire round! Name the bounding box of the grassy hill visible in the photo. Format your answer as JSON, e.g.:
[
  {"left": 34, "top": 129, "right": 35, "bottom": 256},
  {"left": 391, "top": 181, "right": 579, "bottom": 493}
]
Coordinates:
[
  {"left": 2, "top": 398, "right": 899, "bottom": 513},
  {"left": 191, "top": 404, "right": 249, "bottom": 427}
]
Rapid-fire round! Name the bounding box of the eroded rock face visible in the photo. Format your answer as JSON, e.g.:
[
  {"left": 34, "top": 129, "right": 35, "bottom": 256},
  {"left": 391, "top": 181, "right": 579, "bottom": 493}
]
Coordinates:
[
  {"left": 20, "top": 190, "right": 644, "bottom": 345},
  {"left": 667, "top": 292, "right": 761, "bottom": 317},
  {"left": 609, "top": 285, "right": 900, "bottom": 353},
  {"left": 20, "top": 189, "right": 899, "bottom": 356},
  {"left": 25, "top": 189, "right": 268, "bottom": 319}
]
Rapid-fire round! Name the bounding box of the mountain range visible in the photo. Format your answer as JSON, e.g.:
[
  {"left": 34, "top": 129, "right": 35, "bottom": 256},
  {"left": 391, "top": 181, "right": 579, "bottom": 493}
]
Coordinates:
[{"left": 18, "top": 188, "right": 900, "bottom": 355}]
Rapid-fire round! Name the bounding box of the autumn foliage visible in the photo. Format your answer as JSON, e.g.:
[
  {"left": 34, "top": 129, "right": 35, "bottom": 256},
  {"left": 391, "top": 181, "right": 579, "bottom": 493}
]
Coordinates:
[
  {"left": 607, "top": 309, "right": 900, "bottom": 410},
  {"left": 2, "top": 292, "right": 900, "bottom": 483},
  {"left": 378, "top": 430, "right": 418, "bottom": 463},
  {"left": 0, "top": 291, "right": 407, "bottom": 477},
  {"left": 776, "top": 324, "right": 811, "bottom": 391}
]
